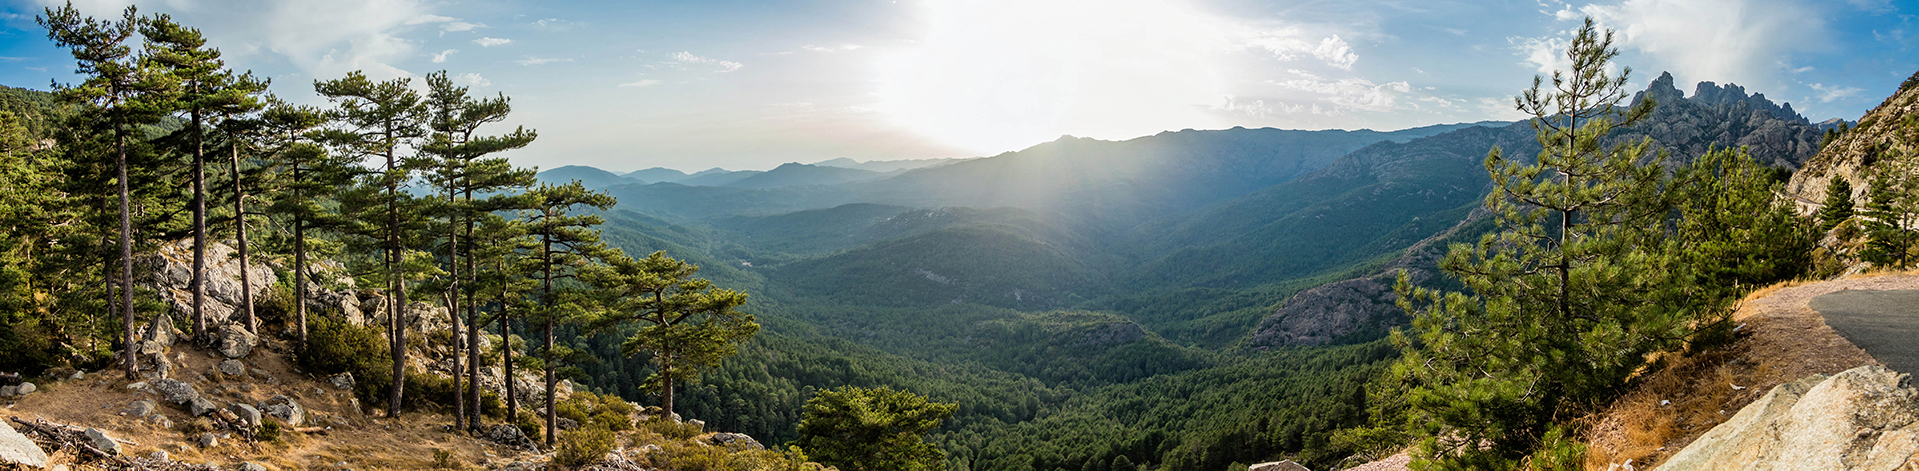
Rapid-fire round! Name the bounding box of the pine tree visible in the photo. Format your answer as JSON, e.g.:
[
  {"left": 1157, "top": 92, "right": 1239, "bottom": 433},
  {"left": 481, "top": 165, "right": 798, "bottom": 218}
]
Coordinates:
[
  {"left": 584, "top": 250, "right": 754, "bottom": 422},
  {"left": 259, "top": 103, "right": 348, "bottom": 350},
  {"left": 796, "top": 386, "right": 957, "bottom": 471},
  {"left": 518, "top": 181, "right": 614, "bottom": 446},
  {"left": 140, "top": 14, "right": 227, "bottom": 341},
  {"left": 1673, "top": 146, "right": 1815, "bottom": 293},
  {"left": 41, "top": 4, "right": 179, "bottom": 378},
  {"left": 211, "top": 73, "right": 270, "bottom": 334},
  {"left": 1861, "top": 152, "right": 1919, "bottom": 269},
  {"left": 419, "top": 70, "right": 537, "bottom": 431},
  {"left": 1390, "top": 18, "right": 1711, "bottom": 467},
  {"left": 1817, "top": 178, "right": 1855, "bottom": 234},
  {"left": 316, "top": 72, "right": 427, "bottom": 417}
]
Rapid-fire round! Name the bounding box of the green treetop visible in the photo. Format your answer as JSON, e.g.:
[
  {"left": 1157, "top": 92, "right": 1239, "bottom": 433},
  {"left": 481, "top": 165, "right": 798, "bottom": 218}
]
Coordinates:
[{"left": 796, "top": 385, "right": 957, "bottom": 471}]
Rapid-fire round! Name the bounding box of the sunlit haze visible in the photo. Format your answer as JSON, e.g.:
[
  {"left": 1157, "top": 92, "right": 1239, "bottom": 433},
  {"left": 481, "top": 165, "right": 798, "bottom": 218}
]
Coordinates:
[{"left": 0, "top": 0, "right": 1910, "bottom": 171}]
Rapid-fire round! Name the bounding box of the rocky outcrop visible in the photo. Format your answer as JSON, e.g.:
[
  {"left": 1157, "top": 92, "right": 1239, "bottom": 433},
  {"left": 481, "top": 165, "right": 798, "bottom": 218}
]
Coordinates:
[
  {"left": 1623, "top": 72, "right": 1824, "bottom": 170},
  {"left": 1250, "top": 461, "right": 1310, "bottom": 471},
  {"left": 134, "top": 239, "right": 277, "bottom": 330},
  {"left": 1786, "top": 71, "right": 1919, "bottom": 214},
  {"left": 1654, "top": 366, "right": 1919, "bottom": 470}
]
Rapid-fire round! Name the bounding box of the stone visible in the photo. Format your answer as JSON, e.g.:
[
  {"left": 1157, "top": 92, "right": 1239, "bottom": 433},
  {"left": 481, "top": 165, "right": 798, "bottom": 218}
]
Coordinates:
[
  {"left": 330, "top": 373, "right": 355, "bottom": 391},
  {"left": 708, "top": 432, "right": 763, "bottom": 450},
  {"left": 0, "top": 420, "right": 49, "bottom": 468},
  {"left": 486, "top": 424, "right": 538, "bottom": 450},
  {"left": 1655, "top": 366, "right": 1919, "bottom": 470},
  {"left": 153, "top": 378, "right": 199, "bottom": 405},
  {"left": 151, "top": 416, "right": 173, "bottom": 429},
  {"left": 68, "top": 370, "right": 83, "bottom": 381},
  {"left": 83, "top": 428, "right": 120, "bottom": 455},
  {"left": 196, "top": 433, "right": 217, "bottom": 448},
  {"left": 239, "top": 462, "right": 267, "bottom": 471},
  {"left": 229, "top": 403, "right": 262, "bottom": 427},
  {"left": 125, "top": 399, "right": 157, "bottom": 418},
  {"left": 687, "top": 419, "right": 704, "bottom": 432},
  {"left": 217, "top": 324, "right": 257, "bottom": 359},
  {"left": 1249, "top": 461, "right": 1310, "bottom": 471},
  {"left": 555, "top": 418, "right": 578, "bottom": 431},
  {"left": 150, "top": 450, "right": 168, "bottom": 461},
  {"left": 218, "top": 359, "right": 245, "bottom": 377},
  {"left": 189, "top": 397, "right": 219, "bottom": 417},
  {"left": 11, "top": 382, "right": 31, "bottom": 396},
  {"left": 257, "top": 395, "right": 305, "bottom": 426},
  {"left": 0, "top": 386, "right": 14, "bottom": 397},
  {"left": 127, "top": 381, "right": 151, "bottom": 393}
]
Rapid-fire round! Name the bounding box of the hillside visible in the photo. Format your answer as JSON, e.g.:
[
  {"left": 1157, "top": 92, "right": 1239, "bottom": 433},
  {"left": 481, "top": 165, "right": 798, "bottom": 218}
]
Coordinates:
[
  {"left": 621, "top": 167, "right": 690, "bottom": 183},
  {"left": 723, "top": 163, "right": 884, "bottom": 189},
  {"left": 1786, "top": 71, "right": 1919, "bottom": 209},
  {"left": 535, "top": 165, "right": 640, "bottom": 190}
]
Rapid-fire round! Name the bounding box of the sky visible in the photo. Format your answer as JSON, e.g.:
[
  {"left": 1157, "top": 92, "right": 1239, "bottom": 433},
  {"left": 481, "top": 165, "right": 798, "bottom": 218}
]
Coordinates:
[{"left": 0, "top": 0, "right": 1910, "bottom": 173}]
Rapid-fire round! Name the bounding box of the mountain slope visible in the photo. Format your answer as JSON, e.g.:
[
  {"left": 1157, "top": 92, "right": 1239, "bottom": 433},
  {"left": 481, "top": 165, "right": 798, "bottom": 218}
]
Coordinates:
[
  {"left": 535, "top": 165, "right": 639, "bottom": 189},
  {"left": 723, "top": 162, "right": 884, "bottom": 189},
  {"left": 622, "top": 166, "right": 691, "bottom": 183},
  {"left": 677, "top": 169, "right": 763, "bottom": 186}
]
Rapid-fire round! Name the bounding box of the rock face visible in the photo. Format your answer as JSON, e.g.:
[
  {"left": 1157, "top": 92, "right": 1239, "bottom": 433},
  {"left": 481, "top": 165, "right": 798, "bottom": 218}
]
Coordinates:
[
  {"left": 710, "top": 432, "right": 763, "bottom": 450},
  {"left": 258, "top": 395, "right": 305, "bottom": 426},
  {"left": 0, "top": 420, "right": 48, "bottom": 468},
  {"left": 1787, "top": 73, "right": 1919, "bottom": 215},
  {"left": 125, "top": 399, "right": 156, "bottom": 418},
  {"left": 487, "top": 424, "right": 538, "bottom": 450},
  {"left": 1251, "top": 274, "right": 1405, "bottom": 349},
  {"left": 134, "top": 239, "right": 276, "bottom": 329},
  {"left": 1655, "top": 366, "right": 1919, "bottom": 470},
  {"left": 230, "top": 403, "right": 262, "bottom": 427}
]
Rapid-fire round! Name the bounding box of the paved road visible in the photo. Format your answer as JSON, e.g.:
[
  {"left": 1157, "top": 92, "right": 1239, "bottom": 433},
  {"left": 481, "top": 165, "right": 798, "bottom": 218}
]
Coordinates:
[{"left": 1810, "top": 289, "right": 1919, "bottom": 375}]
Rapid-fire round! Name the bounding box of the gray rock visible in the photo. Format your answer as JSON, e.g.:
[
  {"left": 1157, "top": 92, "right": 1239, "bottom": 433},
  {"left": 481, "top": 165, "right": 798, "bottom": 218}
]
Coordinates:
[
  {"left": 189, "top": 397, "right": 219, "bottom": 417},
  {"left": 486, "top": 424, "right": 538, "bottom": 450},
  {"left": 1655, "top": 365, "right": 1919, "bottom": 470},
  {"left": 83, "top": 428, "right": 120, "bottom": 455},
  {"left": 153, "top": 378, "right": 198, "bottom": 404},
  {"left": 69, "top": 370, "right": 83, "bottom": 381},
  {"left": 0, "top": 386, "right": 14, "bottom": 397},
  {"left": 125, "top": 399, "right": 156, "bottom": 418},
  {"left": 150, "top": 450, "right": 168, "bottom": 461},
  {"left": 329, "top": 373, "right": 354, "bottom": 391},
  {"left": 708, "top": 432, "right": 763, "bottom": 450},
  {"left": 239, "top": 462, "right": 267, "bottom": 471},
  {"left": 14, "top": 383, "right": 32, "bottom": 396},
  {"left": 196, "top": 433, "right": 217, "bottom": 448},
  {"left": 687, "top": 419, "right": 704, "bottom": 432},
  {"left": 217, "top": 324, "right": 256, "bottom": 359},
  {"left": 151, "top": 415, "right": 173, "bottom": 429},
  {"left": 126, "top": 381, "right": 151, "bottom": 393},
  {"left": 555, "top": 418, "right": 578, "bottom": 430},
  {"left": 229, "top": 403, "right": 262, "bottom": 427},
  {"left": 0, "top": 420, "right": 48, "bottom": 468},
  {"left": 257, "top": 395, "right": 305, "bottom": 426},
  {"left": 218, "top": 359, "right": 245, "bottom": 377}
]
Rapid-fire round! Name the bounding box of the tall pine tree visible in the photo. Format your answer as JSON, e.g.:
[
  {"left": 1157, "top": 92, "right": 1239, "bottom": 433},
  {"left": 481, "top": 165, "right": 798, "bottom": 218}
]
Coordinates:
[{"left": 518, "top": 181, "right": 614, "bottom": 446}]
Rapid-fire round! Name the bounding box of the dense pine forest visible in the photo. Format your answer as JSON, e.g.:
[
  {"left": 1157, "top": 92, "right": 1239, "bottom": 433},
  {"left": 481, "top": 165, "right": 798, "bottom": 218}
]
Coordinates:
[{"left": 4, "top": 4, "right": 1919, "bottom": 471}]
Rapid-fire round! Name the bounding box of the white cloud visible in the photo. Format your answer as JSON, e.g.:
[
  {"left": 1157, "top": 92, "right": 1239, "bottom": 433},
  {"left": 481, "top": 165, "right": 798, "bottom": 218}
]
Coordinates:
[
  {"left": 1312, "top": 35, "right": 1357, "bottom": 70},
  {"left": 1270, "top": 70, "right": 1411, "bottom": 112},
  {"left": 453, "top": 72, "right": 489, "bottom": 87},
  {"left": 669, "top": 51, "right": 744, "bottom": 73},
  {"left": 474, "top": 37, "right": 512, "bottom": 47},
  {"left": 406, "top": 14, "right": 456, "bottom": 25},
  {"left": 1580, "top": 0, "right": 1824, "bottom": 92},
  {"left": 619, "top": 79, "right": 662, "bottom": 88},
  {"left": 802, "top": 44, "right": 865, "bottom": 53},
  {"left": 1513, "top": 35, "right": 1570, "bottom": 74},
  {"left": 531, "top": 18, "right": 580, "bottom": 29},
  {"left": 515, "top": 56, "right": 573, "bottom": 66},
  {"left": 1810, "top": 83, "right": 1864, "bottom": 102},
  {"left": 431, "top": 49, "right": 456, "bottom": 63}
]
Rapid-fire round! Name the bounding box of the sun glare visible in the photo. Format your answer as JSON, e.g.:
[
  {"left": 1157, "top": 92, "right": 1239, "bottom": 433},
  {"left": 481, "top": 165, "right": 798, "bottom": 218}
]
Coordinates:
[{"left": 876, "top": 0, "right": 1232, "bottom": 156}]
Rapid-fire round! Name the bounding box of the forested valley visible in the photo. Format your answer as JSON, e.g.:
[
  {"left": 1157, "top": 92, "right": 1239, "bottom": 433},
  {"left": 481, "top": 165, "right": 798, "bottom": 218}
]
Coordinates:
[{"left": 2, "top": 6, "right": 1914, "bottom": 471}]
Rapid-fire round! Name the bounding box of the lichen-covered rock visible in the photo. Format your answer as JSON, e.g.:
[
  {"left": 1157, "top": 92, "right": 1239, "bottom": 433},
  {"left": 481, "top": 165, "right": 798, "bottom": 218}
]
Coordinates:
[
  {"left": 217, "top": 324, "right": 256, "bottom": 359},
  {"left": 329, "top": 373, "right": 354, "bottom": 391},
  {"left": 709, "top": 433, "right": 763, "bottom": 450},
  {"left": 218, "top": 359, "right": 245, "bottom": 377},
  {"left": 487, "top": 424, "right": 538, "bottom": 450},
  {"left": 188, "top": 397, "right": 219, "bottom": 417},
  {"left": 153, "top": 378, "right": 198, "bottom": 405},
  {"left": 134, "top": 240, "right": 275, "bottom": 327},
  {"left": 556, "top": 418, "right": 578, "bottom": 430},
  {"left": 0, "top": 420, "right": 48, "bottom": 468},
  {"left": 1655, "top": 365, "right": 1919, "bottom": 470},
  {"left": 195, "top": 433, "right": 217, "bottom": 448},
  {"left": 125, "top": 399, "right": 156, "bottom": 418},
  {"left": 257, "top": 395, "right": 304, "bottom": 426},
  {"left": 84, "top": 428, "right": 120, "bottom": 455}
]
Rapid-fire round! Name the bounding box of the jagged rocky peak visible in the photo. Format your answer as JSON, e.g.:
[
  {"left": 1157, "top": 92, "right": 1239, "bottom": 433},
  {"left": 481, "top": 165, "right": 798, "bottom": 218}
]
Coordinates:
[{"left": 1635, "top": 71, "right": 1808, "bottom": 124}]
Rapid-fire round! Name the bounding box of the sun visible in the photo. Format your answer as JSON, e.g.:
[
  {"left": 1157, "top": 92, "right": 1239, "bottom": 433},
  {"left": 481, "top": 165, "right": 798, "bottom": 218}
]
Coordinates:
[{"left": 874, "top": 0, "right": 1233, "bottom": 156}]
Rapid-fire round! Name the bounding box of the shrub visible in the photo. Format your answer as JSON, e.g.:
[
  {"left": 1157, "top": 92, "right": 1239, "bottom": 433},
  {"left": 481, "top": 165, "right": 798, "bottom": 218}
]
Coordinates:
[
  {"left": 641, "top": 440, "right": 727, "bottom": 471},
  {"left": 557, "top": 400, "right": 591, "bottom": 425},
  {"left": 592, "top": 411, "right": 631, "bottom": 432},
  {"left": 513, "top": 410, "right": 544, "bottom": 441},
  {"left": 299, "top": 316, "right": 391, "bottom": 404},
  {"left": 258, "top": 419, "right": 283, "bottom": 442},
  {"left": 641, "top": 417, "right": 703, "bottom": 440},
  {"left": 554, "top": 425, "right": 615, "bottom": 468},
  {"left": 432, "top": 449, "right": 459, "bottom": 469}
]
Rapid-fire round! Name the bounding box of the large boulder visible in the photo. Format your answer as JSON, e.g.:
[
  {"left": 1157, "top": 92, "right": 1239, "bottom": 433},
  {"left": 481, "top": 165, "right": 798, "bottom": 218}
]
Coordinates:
[
  {"left": 487, "top": 424, "right": 538, "bottom": 450},
  {"left": 217, "top": 324, "right": 257, "bottom": 359},
  {"left": 1250, "top": 461, "right": 1309, "bottom": 471},
  {"left": 1655, "top": 365, "right": 1919, "bottom": 470},
  {"left": 153, "top": 378, "right": 199, "bottom": 405},
  {"left": 125, "top": 399, "right": 156, "bottom": 418},
  {"left": 257, "top": 395, "right": 305, "bottom": 426},
  {"left": 0, "top": 420, "right": 48, "bottom": 468},
  {"left": 134, "top": 240, "right": 275, "bottom": 328},
  {"left": 709, "top": 433, "right": 763, "bottom": 450}
]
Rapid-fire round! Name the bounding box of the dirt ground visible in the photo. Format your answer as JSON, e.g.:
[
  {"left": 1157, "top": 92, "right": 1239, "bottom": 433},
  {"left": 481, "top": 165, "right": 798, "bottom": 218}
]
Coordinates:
[
  {"left": 1579, "top": 272, "right": 1916, "bottom": 470},
  {"left": 0, "top": 335, "right": 539, "bottom": 470}
]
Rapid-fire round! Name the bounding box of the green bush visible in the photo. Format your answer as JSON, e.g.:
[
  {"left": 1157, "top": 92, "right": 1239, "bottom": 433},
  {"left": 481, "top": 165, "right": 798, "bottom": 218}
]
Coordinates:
[
  {"left": 298, "top": 316, "right": 391, "bottom": 405},
  {"left": 557, "top": 400, "right": 591, "bottom": 425},
  {"left": 513, "top": 410, "right": 544, "bottom": 442},
  {"left": 554, "top": 425, "right": 615, "bottom": 468},
  {"left": 592, "top": 411, "right": 632, "bottom": 432},
  {"left": 641, "top": 417, "right": 703, "bottom": 440}
]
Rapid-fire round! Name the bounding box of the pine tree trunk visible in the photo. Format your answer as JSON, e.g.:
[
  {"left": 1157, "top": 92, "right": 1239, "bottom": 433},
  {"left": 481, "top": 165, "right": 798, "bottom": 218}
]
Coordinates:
[
  {"left": 661, "top": 358, "right": 674, "bottom": 418},
  {"left": 464, "top": 190, "right": 482, "bottom": 430},
  {"left": 386, "top": 148, "right": 406, "bottom": 418},
  {"left": 191, "top": 110, "right": 206, "bottom": 341},
  {"left": 232, "top": 144, "right": 256, "bottom": 334},
  {"left": 542, "top": 234, "right": 556, "bottom": 447},
  {"left": 118, "top": 131, "right": 134, "bottom": 379},
  {"left": 449, "top": 185, "right": 464, "bottom": 430},
  {"left": 503, "top": 312, "right": 516, "bottom": 420}
]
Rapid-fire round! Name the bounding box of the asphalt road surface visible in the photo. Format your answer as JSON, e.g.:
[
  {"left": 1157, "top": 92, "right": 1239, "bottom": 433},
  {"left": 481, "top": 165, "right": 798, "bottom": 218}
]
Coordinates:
[{"left": 1810, "top": 289, "right": 1919, "bottom": 375}]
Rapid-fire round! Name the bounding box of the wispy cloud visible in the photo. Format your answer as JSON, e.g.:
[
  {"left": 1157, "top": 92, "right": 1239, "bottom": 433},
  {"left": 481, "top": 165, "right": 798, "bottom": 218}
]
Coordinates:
[
  {"left": 1581, "top": 0, "right": 1823, "bottom": 91},
  {"left": 431, "top": 49, "right": 456, "bottom": 63},
  {"left": 515, "top": 56, "right": 573, "bottom": 66},
  {"left": 669, "top": 51, "right": 743, "bottom": 73},
  {"left": 802, "top": 44, "right": 864, "bottom": 53},
  {"left": 474, "top": 37, "right": 512, "bottom": 47},
  {"left": 531, "top": 18, "right": 580, "bottom": 29},
  {"left": 1512, "top": 35, "right": 1570, "bottom": 74},
  {"left": 619, "top": 80, "right": 662, "bottom": 88},
  {"left": 1269, "top": 70, "right": 1412, "bottom": 112},
  {"left": 453, "top": 72, "right": 489, "bottom": 87},
  {"left": 1810, "top": 83, "right": 1864, "bottom": 102}
]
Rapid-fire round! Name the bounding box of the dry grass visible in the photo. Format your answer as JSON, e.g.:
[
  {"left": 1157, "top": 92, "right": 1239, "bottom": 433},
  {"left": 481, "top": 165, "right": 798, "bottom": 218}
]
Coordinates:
[{"left": 1580, "top": 273, "right": 1919, "bottom": 470}]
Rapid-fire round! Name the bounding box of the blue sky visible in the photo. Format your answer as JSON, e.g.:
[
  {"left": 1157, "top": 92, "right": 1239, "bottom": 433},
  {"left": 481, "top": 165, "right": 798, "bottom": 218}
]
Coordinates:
[{"left": 0, "top": 0, "right": 1910, "bottom": 172}]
